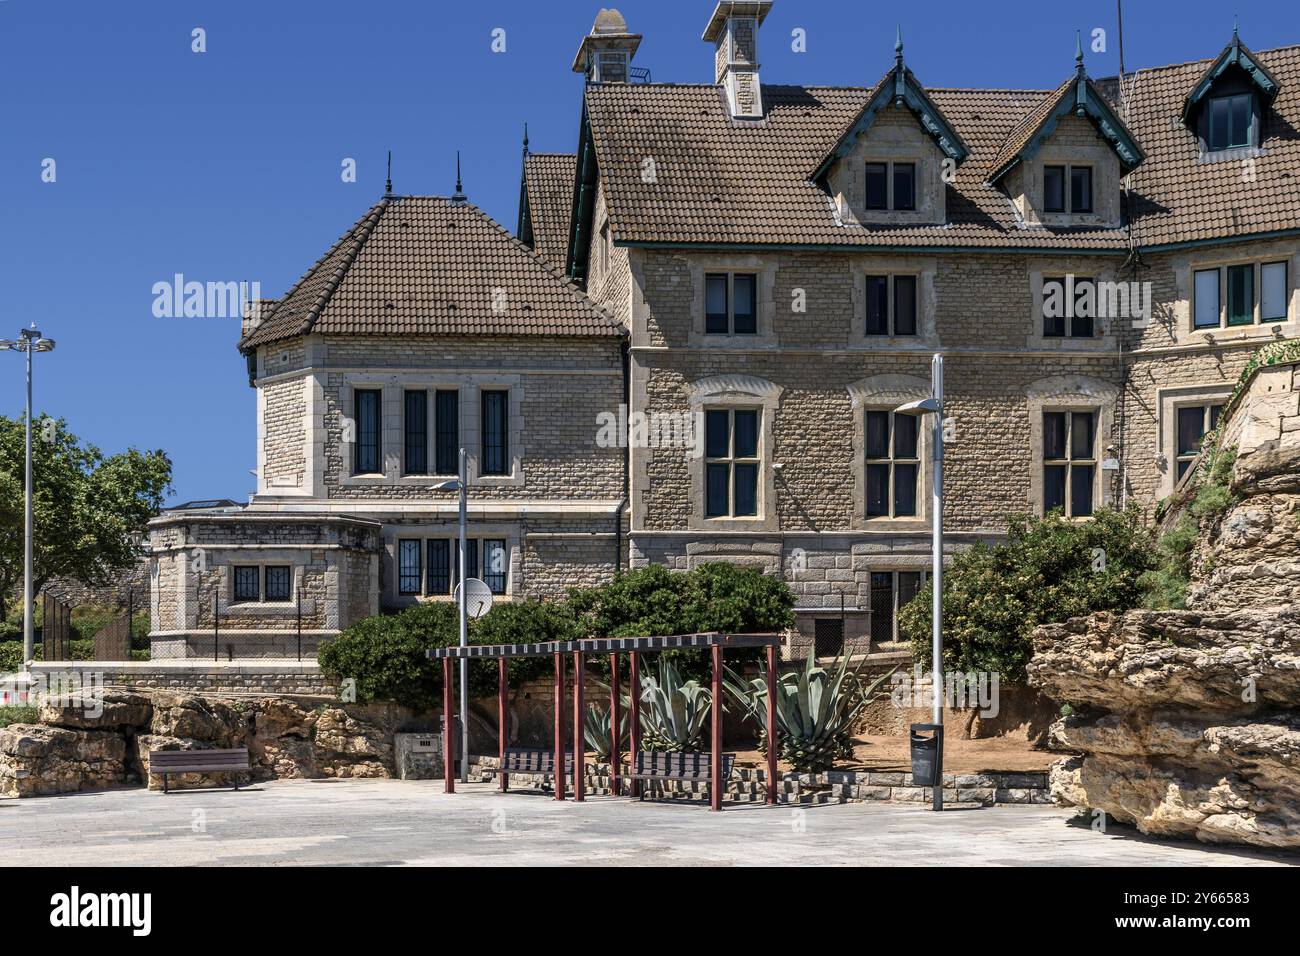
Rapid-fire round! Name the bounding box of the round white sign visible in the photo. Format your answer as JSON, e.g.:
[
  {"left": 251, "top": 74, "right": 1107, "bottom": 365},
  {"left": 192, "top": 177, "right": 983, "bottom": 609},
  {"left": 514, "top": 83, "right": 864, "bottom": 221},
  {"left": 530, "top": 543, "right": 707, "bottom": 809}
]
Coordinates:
[{"left": 454, "top": 578, "right": 494, "bottom": 619}]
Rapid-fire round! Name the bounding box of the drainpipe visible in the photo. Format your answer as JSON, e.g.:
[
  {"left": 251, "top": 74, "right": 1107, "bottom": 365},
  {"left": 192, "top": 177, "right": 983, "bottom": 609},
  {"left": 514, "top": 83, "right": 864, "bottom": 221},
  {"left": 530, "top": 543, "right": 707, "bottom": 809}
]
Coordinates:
[{"left": 615, "top": 338, "right": 630, "bottom": 573}]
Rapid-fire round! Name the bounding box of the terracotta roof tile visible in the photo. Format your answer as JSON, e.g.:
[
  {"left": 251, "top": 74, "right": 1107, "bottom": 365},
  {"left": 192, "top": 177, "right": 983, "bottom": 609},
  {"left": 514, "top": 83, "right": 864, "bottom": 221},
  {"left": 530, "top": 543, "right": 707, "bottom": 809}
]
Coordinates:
[
  {"left": 523, "top": 152, "right": 577, "bottom": 267},
  {"left": 241, "top": 196, "right": 620, "bottom": 350}
]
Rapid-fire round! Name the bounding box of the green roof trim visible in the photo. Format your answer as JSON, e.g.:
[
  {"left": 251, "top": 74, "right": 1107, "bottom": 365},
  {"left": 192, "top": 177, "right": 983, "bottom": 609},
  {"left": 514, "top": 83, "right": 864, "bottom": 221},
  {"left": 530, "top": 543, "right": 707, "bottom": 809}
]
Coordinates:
[
  {"left": 1182, "top": 30, "right": 1281, "bottom": 122},
  {"left": 989, "top": 74, "right": 1145, "bottom": 183},
  {"left": 811, "top": 65, "right": 970, "bottom": 181}
]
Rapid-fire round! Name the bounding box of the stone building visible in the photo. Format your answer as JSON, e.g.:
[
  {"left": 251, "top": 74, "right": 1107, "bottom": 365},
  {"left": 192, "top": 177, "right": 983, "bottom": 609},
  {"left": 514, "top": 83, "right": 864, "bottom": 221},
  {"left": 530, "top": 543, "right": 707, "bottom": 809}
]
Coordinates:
[{"left": 152, "top": 2, "right": 1300, "bottom": 660}]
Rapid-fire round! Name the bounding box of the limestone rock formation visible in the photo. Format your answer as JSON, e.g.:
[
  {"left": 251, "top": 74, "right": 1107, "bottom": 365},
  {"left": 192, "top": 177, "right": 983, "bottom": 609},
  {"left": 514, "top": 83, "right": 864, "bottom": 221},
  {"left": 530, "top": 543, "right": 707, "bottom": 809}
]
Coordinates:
[
  {"left": 1030, "top": 427, "right": 1300, "bottom": 849},
  {"left": 0, "top": 724, "right": 129, "bottom": 797}
]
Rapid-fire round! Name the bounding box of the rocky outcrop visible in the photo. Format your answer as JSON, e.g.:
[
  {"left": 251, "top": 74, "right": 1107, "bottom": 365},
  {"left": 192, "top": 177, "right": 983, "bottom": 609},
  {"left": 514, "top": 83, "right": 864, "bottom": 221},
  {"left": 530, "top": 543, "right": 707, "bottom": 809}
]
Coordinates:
[
  {"left": 1, "top": 689, "right": 436, "bottom": 797},
  {"left": 1029, "top": 427, "right": 1300, "bottom": 849}
]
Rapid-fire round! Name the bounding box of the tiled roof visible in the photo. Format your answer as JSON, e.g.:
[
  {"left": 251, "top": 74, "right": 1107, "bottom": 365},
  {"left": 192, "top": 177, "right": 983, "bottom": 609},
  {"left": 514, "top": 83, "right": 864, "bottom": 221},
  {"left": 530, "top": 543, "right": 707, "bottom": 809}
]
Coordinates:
[
  {"left": 1125, "top": 45, "right": 1300, "bottom": 247},
  {"left": 987, "top": 76, "right": 1076, "bottom": 180},
  {"left": 241, "top": 196, "right": 619, "bottom": 350},
  {"left": 522, "top": 152, "right": 577, "bottom": 267},
  {"left": 583, "top": 44, "right": 1300, "bottom": 252}
]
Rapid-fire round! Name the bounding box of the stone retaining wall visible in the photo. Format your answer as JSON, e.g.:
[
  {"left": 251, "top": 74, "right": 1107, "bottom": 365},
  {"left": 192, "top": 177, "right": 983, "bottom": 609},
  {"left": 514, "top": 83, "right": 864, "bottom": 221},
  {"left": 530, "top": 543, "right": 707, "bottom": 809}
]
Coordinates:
[{"left": 28, "top": 662, "right": 338, "bottom": 698}]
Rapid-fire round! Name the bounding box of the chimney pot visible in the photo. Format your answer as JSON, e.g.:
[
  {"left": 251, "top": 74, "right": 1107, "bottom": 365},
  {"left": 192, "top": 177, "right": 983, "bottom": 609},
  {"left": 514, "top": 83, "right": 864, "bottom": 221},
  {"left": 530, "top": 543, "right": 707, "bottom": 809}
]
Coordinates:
[
  {"left": 702, "top": 1, "right": 773, "bottom": 118},
  {"left": 573, "top": 8, "right": 642, "bottom": 84}
]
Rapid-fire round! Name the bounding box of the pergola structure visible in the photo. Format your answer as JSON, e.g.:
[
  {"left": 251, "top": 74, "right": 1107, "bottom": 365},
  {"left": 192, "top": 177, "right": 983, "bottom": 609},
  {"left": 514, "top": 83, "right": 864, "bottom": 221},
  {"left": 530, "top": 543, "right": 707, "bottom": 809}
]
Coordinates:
[{"left": 427, "top": 633, "right": 782, "bottom": 811}]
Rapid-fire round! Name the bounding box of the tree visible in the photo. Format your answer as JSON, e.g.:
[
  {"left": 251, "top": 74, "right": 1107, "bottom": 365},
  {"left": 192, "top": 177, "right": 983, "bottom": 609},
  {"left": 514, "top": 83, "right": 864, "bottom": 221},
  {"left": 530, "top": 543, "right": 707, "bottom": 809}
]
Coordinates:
[
  {"left": 898, "top": 507, "right": 1158, "bottom": 682},
  {"left": 0, "top": 415, "right": 172, "bottom": 617}
]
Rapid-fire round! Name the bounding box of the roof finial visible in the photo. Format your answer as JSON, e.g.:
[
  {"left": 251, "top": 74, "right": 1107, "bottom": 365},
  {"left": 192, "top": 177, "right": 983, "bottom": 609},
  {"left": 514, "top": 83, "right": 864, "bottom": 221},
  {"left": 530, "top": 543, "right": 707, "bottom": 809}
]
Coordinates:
[
  {"left": 895, "top": 25, "right": 903, "bottom": 65},
  {"left": 385, "top": 149, "right": 393, "bottom": 195},
  {"left": 523, "top": 122, "right": 530, "bottom": 157},
  {"left": 1233, "top": 14, "right": 1239, "bottom": 39},
  {"left": 1075, "top": 30, "right": 1084, "bottom": 74},
  {"left": 451, "top": 151, "right": 466, "bottom": 203}
]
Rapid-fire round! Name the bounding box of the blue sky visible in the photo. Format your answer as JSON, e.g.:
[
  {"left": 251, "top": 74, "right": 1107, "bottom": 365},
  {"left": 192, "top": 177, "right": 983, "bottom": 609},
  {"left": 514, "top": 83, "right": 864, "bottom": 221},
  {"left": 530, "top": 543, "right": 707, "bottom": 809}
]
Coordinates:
[{"left": 1, "top": 0, "right": 1295, "bottom": 503}]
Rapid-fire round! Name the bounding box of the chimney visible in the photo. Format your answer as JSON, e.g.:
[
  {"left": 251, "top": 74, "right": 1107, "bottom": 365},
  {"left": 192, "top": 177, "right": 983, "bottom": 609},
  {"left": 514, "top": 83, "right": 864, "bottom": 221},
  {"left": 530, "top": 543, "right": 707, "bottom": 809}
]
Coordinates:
[
  {"left": 572, "top": 9, "right": 642, "bottom": 84},
  {"left": 702, "top": 1, "right": 772, "bottom": 119},
  {"left": 242, "top": 298, "right": 276, "bottom": 339}
]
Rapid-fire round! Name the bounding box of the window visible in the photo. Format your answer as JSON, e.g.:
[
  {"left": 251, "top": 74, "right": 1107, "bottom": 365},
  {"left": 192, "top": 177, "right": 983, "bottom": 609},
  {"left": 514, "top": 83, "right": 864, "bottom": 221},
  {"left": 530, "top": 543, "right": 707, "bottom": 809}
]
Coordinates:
[
  {"left": 1043, "top": 165, "right": 1065, "bottom": 213},
  {"left": 1194, "top": 261, "right": 1289, "bottom": 329},
  {"left": 481, "top": 390, "right": 509, "bottom": 476},
  {"left": 864, "top": 161, "right": 916, "bottom": 211},
  {"left": 482, "top": 539, "right": 507, "bottom": 595},
  {"left": 404, "top": 390, "right": 427, "bottom": 475},
  {"left": 704, "top": 273, "right": 757, "bottom": 335},
  {"left": 813, "top": 618, "right": 845, "bottom": 659},
  {"left": 864, "top": 411, "right": 919, "bottom": 518},
  {"left": 435, "top": 390, "right": 459, "bottom": 475},
  {"left": 1042, "top": 277, "right": 1096, "bottom": 338},
  {"left": 426, "top": 539, "right": 451, "bottom": 595},
  {"left": 864, "top": 275, "right": 918, "bottom": 337},
  {"left": 1207, "top": 93, "right": 1253, "bottom": 150},
  {"left": 1043, "top": 411, "right": 1096, "bottom": 517},
  {"left": 1043, "top": 164, "right": 1092, "bottom": 214},
  {"left": 870, "top": 570, "right": 927, "bottom": 645},
  {"left": 354, "top": 389, "right": 381, "bottom": 474},
  {"left": 398, "top": 540, "right": 423, "bottom": 595},
  {"left": 704, "top": 409, "right": 760, "bottom": 518},
  {"left": 233, "top": 567, "right": 260, "bottom": 603},
  {"left": 265, "top": 566, "right": 292, "bottom": 602},
  {"left": 1194, "top": 269, "right": 1221, "bottom": 328},
  {"left": 1175, "top": 403, "right": 1224, "bottom": 483},
  {"left": 1262, "top": 262, "right": 1289, "bottom": 321}
]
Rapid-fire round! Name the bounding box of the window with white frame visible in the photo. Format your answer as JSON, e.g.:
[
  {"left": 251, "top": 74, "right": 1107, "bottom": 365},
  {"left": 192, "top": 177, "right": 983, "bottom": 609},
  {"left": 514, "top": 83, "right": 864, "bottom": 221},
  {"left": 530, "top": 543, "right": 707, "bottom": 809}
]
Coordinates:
[
  {"left": 1194, "top": 260, "right": 1289, "bottom": 329},
  {"left": 704, "top": 273, "right": 757, "bottom": 335},
  {"left": 1043, "top": 410, "right": 1097, "bottom": 517},
  {"left": 869, "top": 570, "right": 927, "bottom": 645},
  {"left": 864, "top": 274, "right": 918, "bottom": 336},
  {"left": 1175, "top": 402, "right": 1225, "bottom": 483},
  {"left": 864, "top": 410, "right": 919, "bottom": 518},
  {"left": 704, "top": 408, "right": 760, "bottom": 518}
]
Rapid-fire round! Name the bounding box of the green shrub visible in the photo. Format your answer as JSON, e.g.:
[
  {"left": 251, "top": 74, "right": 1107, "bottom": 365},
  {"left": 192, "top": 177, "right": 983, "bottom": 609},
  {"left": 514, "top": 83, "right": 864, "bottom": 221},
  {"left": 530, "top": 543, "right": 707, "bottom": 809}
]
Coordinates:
[
  {"left": 0, "top": 705, "right": 38, "bottom": 727},
  {"left": 900, "top": 507, "right": 1158, "bottom": 682},
  {"left": 0, "top": 641, "right": 27, "bottom": 673},
  {"left": 0, "top": 619, "right": 18, "bottom": 643}
]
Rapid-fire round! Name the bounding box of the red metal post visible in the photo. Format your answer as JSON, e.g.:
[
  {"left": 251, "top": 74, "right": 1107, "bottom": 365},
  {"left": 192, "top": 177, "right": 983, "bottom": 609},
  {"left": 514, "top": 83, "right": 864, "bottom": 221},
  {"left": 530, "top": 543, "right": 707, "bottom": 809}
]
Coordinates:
[
  {"left": 442, "top": 657, "right": 455, "bottom": 794},
  {"left": 710, "top": 643, "right": 723, "bottom": 812},
  {"left": 766, "top": 644, "right": 778, "bottom": 806},
  {"left": 573, "top": 652, "right": 586, "bottom": 801},
  {"left": 628, "top": 650, "right": 641, "bottom": 798},
  {"left": 498, "top": 657, "right": 509, "bottom": 793},
  {"left": 553, "top": 652, "right": 566, "bottom": 801},
  {"left": 608, "top": 653, "right": 620, "bottom": 797}
]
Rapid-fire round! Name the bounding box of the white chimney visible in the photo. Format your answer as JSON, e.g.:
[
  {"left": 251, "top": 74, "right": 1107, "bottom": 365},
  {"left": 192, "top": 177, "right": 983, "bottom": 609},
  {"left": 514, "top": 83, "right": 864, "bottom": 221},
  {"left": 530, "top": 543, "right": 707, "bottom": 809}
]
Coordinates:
[
  {"left": 572, "top": 8, "right": 642, "bottom": 84},
  {"left": 702, "top": 1, "right": 772, "bottom": 119}
]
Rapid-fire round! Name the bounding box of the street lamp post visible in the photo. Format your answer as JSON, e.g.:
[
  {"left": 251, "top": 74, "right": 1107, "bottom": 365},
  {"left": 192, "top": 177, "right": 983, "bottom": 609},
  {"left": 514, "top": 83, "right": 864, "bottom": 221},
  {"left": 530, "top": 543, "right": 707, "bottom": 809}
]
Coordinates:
[
  {"left": 433, "top": 447, "right": 469, "bottom": 783},
  {"left": 0, "top": 326, "right": 56, "bottom": 666},
  {"left": 895, "top": 353, "right": 944, "bottom": 811}
]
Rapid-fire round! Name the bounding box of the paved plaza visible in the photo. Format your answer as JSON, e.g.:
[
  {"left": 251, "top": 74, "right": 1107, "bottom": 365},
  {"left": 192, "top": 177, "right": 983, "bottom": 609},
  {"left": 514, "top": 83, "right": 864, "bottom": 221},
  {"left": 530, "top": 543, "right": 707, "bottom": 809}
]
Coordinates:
[{"left": 0, "top": 780, "right": 1294, "bottom": 866}]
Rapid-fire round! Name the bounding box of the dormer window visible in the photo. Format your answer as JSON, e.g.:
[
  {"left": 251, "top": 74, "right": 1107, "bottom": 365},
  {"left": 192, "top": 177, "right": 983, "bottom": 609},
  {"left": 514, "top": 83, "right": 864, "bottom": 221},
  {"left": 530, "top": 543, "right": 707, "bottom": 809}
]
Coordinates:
[
  {"left": 1043, "top": 165, "right": 1092, "bottom": 215},
  {"left": 1206, "top": 92, "right": 1254, "bottom": 150},
  {"left": 864, "top": 162, "right": 915, "bottom": 212}
]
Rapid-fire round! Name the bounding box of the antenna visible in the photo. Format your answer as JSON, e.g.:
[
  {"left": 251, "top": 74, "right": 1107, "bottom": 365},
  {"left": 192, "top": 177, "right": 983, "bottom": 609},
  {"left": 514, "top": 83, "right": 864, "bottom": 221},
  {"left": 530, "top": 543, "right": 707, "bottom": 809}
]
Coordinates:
[
  {"left": 1116, "top": 0, "right": 1127, "bottom": 98},
  {"left": 385, "top": 150, "right": 393, "bottom": 195}
]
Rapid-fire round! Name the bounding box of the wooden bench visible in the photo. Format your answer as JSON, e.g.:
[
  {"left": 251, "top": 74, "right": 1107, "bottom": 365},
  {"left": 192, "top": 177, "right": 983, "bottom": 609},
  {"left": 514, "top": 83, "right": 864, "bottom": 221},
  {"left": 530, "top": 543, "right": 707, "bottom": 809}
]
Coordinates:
[
  {"left": 149, "top": 748, "right": 251, "bottom": 793},
  {"left": 623, "top": 751, "right": 735, "bottom": 803},
  {"left": 483, "top": 748, "right": 575, "bottom": 789}
]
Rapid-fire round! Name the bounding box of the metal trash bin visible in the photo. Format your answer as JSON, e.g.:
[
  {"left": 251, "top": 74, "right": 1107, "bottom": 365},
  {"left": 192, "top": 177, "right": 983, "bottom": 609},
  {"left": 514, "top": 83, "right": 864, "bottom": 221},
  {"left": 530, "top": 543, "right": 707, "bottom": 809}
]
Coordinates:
[{"left": 909, "top": 723, "right": 943, "bottom": 787}]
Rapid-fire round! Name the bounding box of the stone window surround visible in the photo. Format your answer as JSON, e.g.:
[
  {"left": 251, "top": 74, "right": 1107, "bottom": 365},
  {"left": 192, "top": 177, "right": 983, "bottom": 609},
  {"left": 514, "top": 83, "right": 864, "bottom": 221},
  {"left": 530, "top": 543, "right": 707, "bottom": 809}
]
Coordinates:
[
  {"left": 1026, "top": 258, "right": 1119, "bottom": 351},
  {"left": 337, "top": 372, "right": 524, "bottom": 489},
  {"left": 686, "top": 375, "right": 782, "bottom": 532},
  {"left": 1168, "top": 243, "right": 1300, "bottom": 346},
  {"left": 383, "top": 524, "right": 519, "bottom": 607},
  {"left": 1156, "top": 382, "right": 1234, "bottom": 497},
  {"left": 830, "top": 115, "right": 946, "bottom": 227},
  {"left": 216, "top": 553, "right": 315, "bottom": 620},
  {"left": 1014, "top": 137, "right": 1121, "bottom": 229},
  {"left": 848, "top": 375, "right": 932, "bottom": 532},
  {"left": 850, "top": 256, "right": 938, "bottom": 348},
  {"left": 688, "top": 255, "right": 777, "bottom": 346},
  {"left": 1026, "top": 375, "right": 1118, "bottom": 517}
]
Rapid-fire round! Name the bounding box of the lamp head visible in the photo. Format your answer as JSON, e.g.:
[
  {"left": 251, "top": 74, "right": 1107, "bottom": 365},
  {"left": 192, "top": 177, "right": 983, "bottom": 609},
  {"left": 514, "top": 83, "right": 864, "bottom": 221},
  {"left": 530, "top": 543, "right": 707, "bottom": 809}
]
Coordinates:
[
  {"left": 894, "top": 397, "right": 941, "bottom": 415},
  {"left": 34, "top": 338, "right": 55, "bottom": 352},
  {"left": 432, "top": 479, "right": 462, "bottom": 492}
]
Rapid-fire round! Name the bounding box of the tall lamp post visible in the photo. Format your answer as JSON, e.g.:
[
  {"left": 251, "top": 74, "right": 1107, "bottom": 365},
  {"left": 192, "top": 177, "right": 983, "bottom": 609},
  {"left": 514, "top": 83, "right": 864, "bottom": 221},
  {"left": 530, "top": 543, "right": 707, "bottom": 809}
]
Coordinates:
[
  {"left": 895, "top": 353, "right": 944, "bottom": 811},
  {"left": 432, "top": 447, "right": 469, "bottom": 783},
  {"left": 0, "top": 326, "right": 56, "bottom": 666}
]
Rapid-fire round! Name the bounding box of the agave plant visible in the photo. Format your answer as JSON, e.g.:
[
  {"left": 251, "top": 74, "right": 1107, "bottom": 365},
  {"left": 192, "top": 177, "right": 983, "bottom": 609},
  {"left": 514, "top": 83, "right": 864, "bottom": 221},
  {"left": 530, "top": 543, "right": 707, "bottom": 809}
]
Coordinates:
[
  {"left": 583, "top": 702, "right": 629, "bottom": 759},
  {"left": 635, "top": 657, "right": 713, "bottom": 752},
  {"left": 725, "top": 653, "right": 895, "bottom": 772}
]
